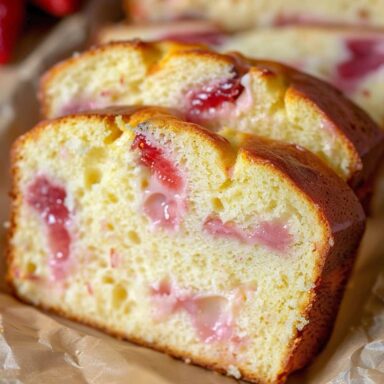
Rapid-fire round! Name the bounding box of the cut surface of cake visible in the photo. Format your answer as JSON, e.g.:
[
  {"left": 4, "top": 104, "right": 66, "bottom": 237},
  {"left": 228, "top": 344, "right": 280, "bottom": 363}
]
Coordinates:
[
  {"left": 125, "top": 0, "right": 384, "bottom": 30},
  {"left": 39, "top": 41, "right": 384, "bottom": 200},
  {"left": 8, "top": 107, "right": 365, "bottom": 384}
]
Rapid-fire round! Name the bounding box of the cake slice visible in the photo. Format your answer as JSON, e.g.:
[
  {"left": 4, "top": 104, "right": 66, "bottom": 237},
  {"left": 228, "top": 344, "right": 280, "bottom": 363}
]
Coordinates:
[
  {"left": 8, "top": 107, "right": 365, "bottom": 384},
  {"left": 95, "top": 24, "right": 384, "bottom": 130},
  {"left": 125, "top": 0, "right": 384, "bottom": 30},
  {"left": 39, "top": 41, "right": 384, "bottom": 201}
]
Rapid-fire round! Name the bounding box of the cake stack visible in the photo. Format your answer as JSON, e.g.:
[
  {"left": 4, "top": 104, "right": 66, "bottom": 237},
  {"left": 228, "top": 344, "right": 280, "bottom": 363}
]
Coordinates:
[{"left": 7, "top": 2, "right": 384, "bottom": 384}]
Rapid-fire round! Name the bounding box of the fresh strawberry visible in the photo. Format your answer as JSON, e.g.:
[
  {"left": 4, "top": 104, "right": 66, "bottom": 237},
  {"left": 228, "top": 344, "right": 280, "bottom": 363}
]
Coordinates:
[
  {"left": 0, "top": 0, "right": 24, "bottom": 64},
  {"left": 31, "top": 0, "right": 81, "bottom": 17}
]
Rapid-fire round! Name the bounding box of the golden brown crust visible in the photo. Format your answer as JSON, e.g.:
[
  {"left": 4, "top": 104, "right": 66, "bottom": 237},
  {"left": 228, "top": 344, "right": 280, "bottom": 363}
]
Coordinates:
[{"left": 7, "top": 107, "right": 365, "bottom": 384}]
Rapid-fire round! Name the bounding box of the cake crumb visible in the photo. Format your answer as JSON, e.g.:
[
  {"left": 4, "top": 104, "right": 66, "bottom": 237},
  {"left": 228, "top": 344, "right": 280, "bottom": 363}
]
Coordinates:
[
  {"left": 184, "top": 358, "right": 191, "bottom": 364},
  {"left": 227, "top": 365, "right": 241, "bottom": 380},
  {"left": 3, "top": 221, "right": 10, "bottom": 229},
  {"left": 145, "top": 335, "right": 154, "bottom": 343},
  {"left": 296, "top": 316, "right": 309, "bottom": 331},
  {"left": 237, "top": 330, "right": 247, "bottom": 339}
]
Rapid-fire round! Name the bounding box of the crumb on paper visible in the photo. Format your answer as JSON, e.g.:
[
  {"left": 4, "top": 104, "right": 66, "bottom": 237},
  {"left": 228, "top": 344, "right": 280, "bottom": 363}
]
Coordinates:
[
  {"left": 227, "top": 365, "right": 241, "bottom": 380},
  {"left": 3, "top": 221, "right": 10, "bottom": 229},
  {"left": 184, "top": 358, "right": 191, "bottom": 364}
]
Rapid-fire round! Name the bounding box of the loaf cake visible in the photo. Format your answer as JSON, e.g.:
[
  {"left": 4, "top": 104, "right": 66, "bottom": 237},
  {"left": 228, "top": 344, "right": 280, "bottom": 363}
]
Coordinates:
[
  {"left": 96, "top": 24, "right": 384, "bottom": 129},
  {"left": 39, "top": 41, "right": 384, "bottom": 201},
  {"left": 8, "top": 106, "right": 365, "bottom": 384},
  {"left": 125, "top": 0, "right": 384, "bottom": 30}
]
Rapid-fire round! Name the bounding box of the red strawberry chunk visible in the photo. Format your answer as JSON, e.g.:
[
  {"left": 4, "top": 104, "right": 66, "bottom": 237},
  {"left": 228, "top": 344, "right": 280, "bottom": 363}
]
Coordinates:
[
  {"left": 132, "top": 133, "right": 187, "bottom": 231},
  {"left": 27, "top": 176, "right": 71, "bottom": 273},
  {"left": 186, "top": 77, "right": 244, "bottom": 123},
  {"left": 337, "top": 38, "right": 384, "bottom": 81},
  {"left": 132, "top": 134, "right": 183, "bottom": 191}
]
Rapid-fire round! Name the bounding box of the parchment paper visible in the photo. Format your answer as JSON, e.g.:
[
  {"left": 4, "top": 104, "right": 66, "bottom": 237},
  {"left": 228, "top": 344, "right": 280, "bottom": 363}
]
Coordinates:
[{"left": 1, "top": 1, "right": 384, "bottom": 382}]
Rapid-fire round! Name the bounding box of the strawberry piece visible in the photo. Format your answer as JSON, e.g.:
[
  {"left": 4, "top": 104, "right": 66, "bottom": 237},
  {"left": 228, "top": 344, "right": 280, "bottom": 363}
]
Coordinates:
[
  {"left": 186, "top": 77, "right": 244, "bottom": 123},
  {"left": 249, "top": 220, "right": 292, "bottom": 252},
  {"left": 143, "top": 193, "right": 180, "bottom": 230},
  {"left": 0, "top": 0, "right": 24, "bottom": 64},
  {"left": 337, "top": 39, "right": 384, "bottom": 81},
  {"left": 27, "top": 176, "right": 71, "bottom": 278},
  {"left": 204, "top": 216, "right": 292, "bottom": 252},
  {"left": 132, "top": 134, "right": 183, "bottom": 191},
  {"left": 150, "top": 280, "right": 234, "bottom": 343},
  {"left": 31, "top": 0, "right": 81, "bottom": 17},
  {"left": 203, "top": 217, "right": 244, "bottom": 242},
  {"left": 132, "top": 133, "right": 186, "bottom": 231}
]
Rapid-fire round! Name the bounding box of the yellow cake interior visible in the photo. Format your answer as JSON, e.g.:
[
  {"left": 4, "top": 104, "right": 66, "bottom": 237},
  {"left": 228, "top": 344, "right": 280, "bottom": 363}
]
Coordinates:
[{"left": 10, "top": 111, "right": 331, "bottom": 383}]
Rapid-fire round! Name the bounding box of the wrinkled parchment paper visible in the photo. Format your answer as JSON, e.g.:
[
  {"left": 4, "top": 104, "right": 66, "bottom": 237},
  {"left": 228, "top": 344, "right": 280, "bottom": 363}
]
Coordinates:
[{"left": 1, "top": 1, "right": 384, "bottom": 382}]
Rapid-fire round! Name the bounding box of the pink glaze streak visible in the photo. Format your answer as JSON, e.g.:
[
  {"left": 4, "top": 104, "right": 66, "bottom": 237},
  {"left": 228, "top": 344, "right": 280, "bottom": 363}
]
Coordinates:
[
  {"left": 110, "top": 248, "right": 121, "bottom": 268},
  {"left": 204, "top": 216, "right": 292, "bottom": 252},
  {"left": 150, "top": 279, "right": 253, "bottom": 344}
]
